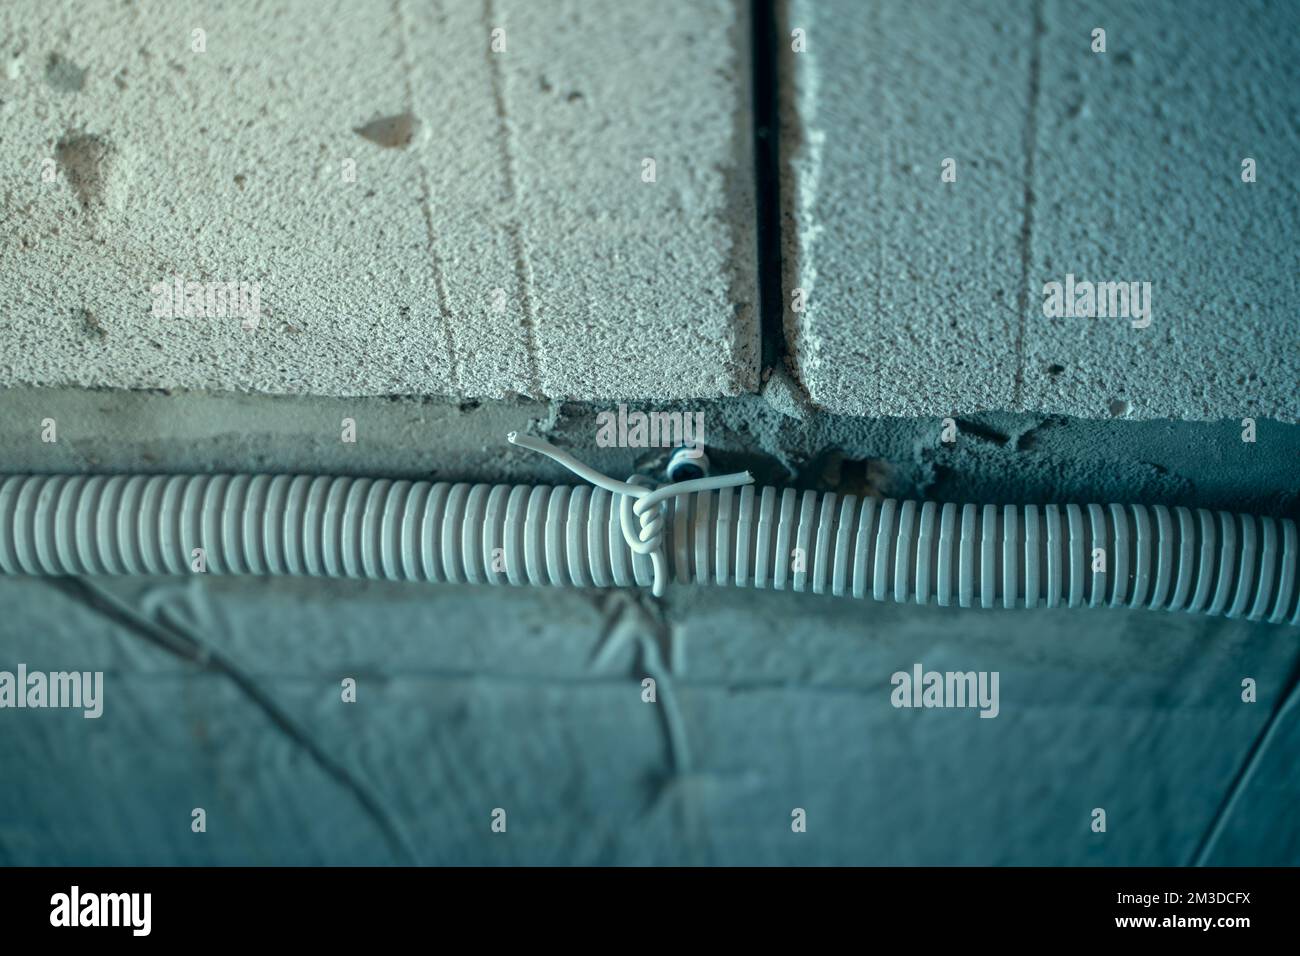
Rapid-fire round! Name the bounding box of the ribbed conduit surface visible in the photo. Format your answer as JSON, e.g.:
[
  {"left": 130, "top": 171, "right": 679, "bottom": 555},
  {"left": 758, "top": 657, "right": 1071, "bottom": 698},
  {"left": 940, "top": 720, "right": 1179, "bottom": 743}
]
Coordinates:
[{"left": 0, "top": 475, "right": 1295, "bottom": 623}]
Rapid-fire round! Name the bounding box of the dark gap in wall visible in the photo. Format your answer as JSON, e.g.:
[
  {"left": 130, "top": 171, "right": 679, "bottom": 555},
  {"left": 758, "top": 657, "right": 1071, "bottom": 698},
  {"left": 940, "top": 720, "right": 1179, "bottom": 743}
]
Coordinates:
[
  {"left": 750, "top": 0, "right": 786, "bottom": 373},
  {"left": 954, "top": 418, "right": 1012, "bottom": 447}
]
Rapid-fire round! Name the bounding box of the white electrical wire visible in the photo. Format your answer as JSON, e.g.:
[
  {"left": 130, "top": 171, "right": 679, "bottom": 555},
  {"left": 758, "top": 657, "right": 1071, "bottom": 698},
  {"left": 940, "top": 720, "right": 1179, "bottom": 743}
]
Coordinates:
[{"left": 506, "top": 432, "right": 754, "bottom": 597}]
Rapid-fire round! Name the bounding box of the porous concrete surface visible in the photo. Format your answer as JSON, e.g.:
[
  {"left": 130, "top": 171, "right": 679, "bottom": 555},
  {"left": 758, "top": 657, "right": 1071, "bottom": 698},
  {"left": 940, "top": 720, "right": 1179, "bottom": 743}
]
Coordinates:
[
  {"left": 3, "top": 575, "right": 1297, "bottom": 865},
  {"left": 0, "top": 0, "right": 757, "bottom": 400},
  {"left": 779, "top": 0, "right": 1033, "bottom": 417},
  {"left": 780, "top": 0, "right": 1300, "bottom": 422}
]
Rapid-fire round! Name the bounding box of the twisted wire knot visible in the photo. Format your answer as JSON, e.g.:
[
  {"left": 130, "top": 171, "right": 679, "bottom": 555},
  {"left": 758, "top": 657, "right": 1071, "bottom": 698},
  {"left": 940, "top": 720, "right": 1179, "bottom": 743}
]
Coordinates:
[
  {"left": 619, "top": 474, "right": 662, "bottom": 561},
  {"left": 508, "top": 432, "right": 753, "bottom": 597}
]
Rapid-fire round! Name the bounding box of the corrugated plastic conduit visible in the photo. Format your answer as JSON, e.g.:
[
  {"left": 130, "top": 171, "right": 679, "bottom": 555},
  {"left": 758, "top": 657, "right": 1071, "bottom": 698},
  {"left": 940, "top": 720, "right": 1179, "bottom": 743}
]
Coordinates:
[{"left": 0, "top": 434, "right": 1295, "bottom": 624}]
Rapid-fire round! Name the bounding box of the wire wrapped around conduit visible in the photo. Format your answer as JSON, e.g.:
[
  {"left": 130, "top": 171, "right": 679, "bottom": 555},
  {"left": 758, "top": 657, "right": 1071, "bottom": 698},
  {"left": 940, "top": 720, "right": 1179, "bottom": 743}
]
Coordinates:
[{"left": 0, "top": 472, "right": 1296, "bottom": 624}]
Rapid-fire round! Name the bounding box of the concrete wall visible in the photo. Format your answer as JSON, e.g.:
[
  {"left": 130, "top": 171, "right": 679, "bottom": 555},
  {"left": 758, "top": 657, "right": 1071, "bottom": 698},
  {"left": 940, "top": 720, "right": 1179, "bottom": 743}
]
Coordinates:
[
  {"left": 0, "top": 386, "right": 1297, "bottom": 865},
  {"left": 5, "top": 574, "right": 1297, "bottom": 865},
  {"left": 1, "top": 0, "right": 1297, "bottom": 867}
]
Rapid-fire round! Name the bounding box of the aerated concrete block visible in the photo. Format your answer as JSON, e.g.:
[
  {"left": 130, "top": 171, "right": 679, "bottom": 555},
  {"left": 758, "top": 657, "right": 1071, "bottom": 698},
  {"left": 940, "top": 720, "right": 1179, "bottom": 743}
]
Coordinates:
[
  {"left": 780, "top": 0, "right": 1300, "bottom": 422},
  {"left": 0, "top": 0, "right": 757, "bottom": 401}
]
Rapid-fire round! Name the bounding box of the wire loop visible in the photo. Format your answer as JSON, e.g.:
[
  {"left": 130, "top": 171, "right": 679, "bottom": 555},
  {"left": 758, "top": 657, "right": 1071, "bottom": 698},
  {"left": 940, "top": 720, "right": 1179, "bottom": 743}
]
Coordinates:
[{"left": 507, "top": 432, "right": 753, "bottom": 596}]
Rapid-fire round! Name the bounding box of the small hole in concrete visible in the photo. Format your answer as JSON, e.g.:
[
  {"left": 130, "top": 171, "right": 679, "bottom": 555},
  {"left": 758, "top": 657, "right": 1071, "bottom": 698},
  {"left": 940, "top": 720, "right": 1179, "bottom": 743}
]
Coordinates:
[
  {"left": 354, "top": 113, "right": 418, "bottom": 149},
  {"left": 55, "top": 132, "right": 113, "bottom": 210},
  {"left": 45, "top": 52, "right": 86, "bottom": 93}
]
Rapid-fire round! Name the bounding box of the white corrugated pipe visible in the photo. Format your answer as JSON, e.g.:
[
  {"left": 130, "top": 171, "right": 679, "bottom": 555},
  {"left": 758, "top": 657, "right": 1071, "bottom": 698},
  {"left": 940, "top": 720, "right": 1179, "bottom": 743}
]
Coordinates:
[{"left": 0, "top": 436, "right": 1295, "bottom": 624}]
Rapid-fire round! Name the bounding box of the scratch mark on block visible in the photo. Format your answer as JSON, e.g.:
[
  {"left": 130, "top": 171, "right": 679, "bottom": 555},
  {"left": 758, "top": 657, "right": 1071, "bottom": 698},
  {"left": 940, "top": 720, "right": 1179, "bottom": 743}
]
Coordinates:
[
  {"left": 483, "top": 0, "right": 518, "bottom": 204},
  {"left": 394, "top": 0, "right": 462, "bottom": 395},
  {"left": 1190, "top": 648, "right": 1300, "bottom": 865},
  {"left": 508, "top": 222, "right": 545, "bottom": 398},
  {"left": 1013, "top": 0, "right": 1045, "bottom": 411},
  {"left": 48, "top": 577, "right": 422, "bottom": 865},
  {"left": 484, "top": 0, "right": 543, "bottom": 397}
]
